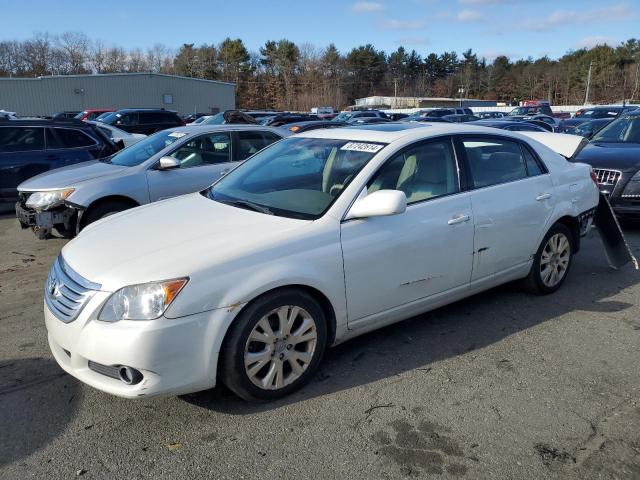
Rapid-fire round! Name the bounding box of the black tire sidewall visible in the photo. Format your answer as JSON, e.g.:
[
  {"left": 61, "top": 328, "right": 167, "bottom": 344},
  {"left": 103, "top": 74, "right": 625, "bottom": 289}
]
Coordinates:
[
  {"left": 221, "top": 289, "right": 327, "bottom": 402},
  {"left": 82, "top": 201, "right": 131, "bottom": 228},
  {"left": 531, "top": 223, "right": 574, "bottom": 294}
]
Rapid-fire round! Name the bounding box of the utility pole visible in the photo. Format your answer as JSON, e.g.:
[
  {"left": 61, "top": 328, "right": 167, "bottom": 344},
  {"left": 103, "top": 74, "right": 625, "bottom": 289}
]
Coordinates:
[
  {"left": 394, "top": 78, "right": 398, "bottom": 107},
  {"left": 584, "top": 60, "right": 593, "bottom": 105}
]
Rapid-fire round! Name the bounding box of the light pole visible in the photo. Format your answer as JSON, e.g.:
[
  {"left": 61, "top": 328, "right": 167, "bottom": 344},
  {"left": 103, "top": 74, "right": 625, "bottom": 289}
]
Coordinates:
[
  {"left": 458, "top": 87, "right": 465, "bottom": 107},
  {"left": 584, "top": 60, "right": 593, "bottom": 105}
]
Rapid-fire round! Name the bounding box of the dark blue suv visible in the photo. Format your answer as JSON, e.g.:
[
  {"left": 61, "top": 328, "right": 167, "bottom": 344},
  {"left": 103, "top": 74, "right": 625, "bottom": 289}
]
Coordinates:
[{"left": 0, "top": 119, "right": 118, "bottom": 211}]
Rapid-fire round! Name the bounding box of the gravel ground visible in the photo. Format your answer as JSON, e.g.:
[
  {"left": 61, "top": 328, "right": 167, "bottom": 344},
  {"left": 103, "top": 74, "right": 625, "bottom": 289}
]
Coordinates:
[{"left": 1, "top": 214, "right": 639, "bottom": 480}]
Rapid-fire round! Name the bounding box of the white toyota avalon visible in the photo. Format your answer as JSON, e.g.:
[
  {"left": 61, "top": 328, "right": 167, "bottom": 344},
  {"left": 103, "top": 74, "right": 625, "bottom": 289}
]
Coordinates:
[{"left": 44, "top": 123, "right": 601, "bottom": 401}]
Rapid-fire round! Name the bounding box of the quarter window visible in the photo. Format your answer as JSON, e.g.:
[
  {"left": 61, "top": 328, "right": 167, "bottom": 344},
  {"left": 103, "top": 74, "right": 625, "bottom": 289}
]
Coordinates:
[
  {"left": 368, "top": 138, "right": 458, "bottom": 204},
  {"left": 463, "top": 137, "right": 527, "bottom": 188},
  {"left": 168, "top": 132, "right": 231, "bottom": 167},
  {"left": 0, "top": 127, "right": 44, "bottom": 152},
  {"left": 522, "top": 146, "right": 544, "bottom": 176}
]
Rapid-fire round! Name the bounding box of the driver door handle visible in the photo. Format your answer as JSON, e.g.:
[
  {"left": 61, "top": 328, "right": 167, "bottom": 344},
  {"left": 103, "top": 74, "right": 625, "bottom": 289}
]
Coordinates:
[
  {"left": 448, "top": 214, "right": 471, "bottom": 225},
  {"left": 219, "top": 169, "right": 230, "bottom": 176},
  {"left": 536, "top": 193, "right": 552, "bottom": 201}
]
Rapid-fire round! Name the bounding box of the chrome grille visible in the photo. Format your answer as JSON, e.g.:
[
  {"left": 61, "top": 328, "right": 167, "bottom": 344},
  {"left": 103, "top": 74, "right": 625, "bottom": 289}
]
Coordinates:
[
  {"left": 45, "top": 255, "right": 101, "bottom": 323},
  {"left": 593, "top": 168, "right": 622, "bottom": 187}
]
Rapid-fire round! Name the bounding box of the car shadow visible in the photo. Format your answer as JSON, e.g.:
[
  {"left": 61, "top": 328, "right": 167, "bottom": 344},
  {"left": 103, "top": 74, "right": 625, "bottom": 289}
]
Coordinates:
[
  {"left": 182, "top": 227, "right": 640, "bottom": 414},
  {"left": 0, "top": 357, "right": 81, "bottom": 466}
]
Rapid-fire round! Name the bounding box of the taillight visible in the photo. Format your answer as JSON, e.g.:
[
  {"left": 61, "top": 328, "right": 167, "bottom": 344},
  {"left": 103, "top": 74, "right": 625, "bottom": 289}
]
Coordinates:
[
  {"left": 289, "top": 126, "right": 300, "bottom": 132},
  {"left": 590, "top": 170, "right": 598, "bottom": 184}
]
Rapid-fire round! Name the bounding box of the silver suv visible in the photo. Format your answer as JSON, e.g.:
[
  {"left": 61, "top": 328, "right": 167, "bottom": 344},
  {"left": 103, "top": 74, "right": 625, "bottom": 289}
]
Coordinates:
[{"left": 16, "top": 124, "right": 287, "bottom": 238}]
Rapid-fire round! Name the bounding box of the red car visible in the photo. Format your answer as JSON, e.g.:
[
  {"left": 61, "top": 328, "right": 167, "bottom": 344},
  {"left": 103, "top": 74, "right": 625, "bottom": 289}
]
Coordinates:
[{"left": 74, "top": 109, "right": 114, "bottom": 121}]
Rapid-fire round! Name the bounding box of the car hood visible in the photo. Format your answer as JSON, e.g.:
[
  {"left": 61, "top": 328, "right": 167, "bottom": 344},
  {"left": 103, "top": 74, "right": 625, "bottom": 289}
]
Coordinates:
[
  {"left": 18, "top": 160, "right": 128, "bottom": 191},
  {"left": 61, "top": 193, "right": 311, "bottom": 291},
  {"left": 560, "top": 118, "right": 588, "bottom": 128},
  {"left": 575, "top": 142, "right": 640, "bottom": 172}
]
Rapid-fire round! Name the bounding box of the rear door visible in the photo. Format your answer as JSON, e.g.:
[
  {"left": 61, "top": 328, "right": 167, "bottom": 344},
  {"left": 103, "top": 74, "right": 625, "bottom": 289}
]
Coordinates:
[
  {"left": 0, "top": 126, "right": 46, "bottom": 204},
  {"left": 46, "top": 127, "right": 100, "bottom": 166},
  {"left": 458, "top": 135, "right": 555, "bottom": 280},
  {"left": 146, "top": 131, "right": 233, "bottom": 201}
]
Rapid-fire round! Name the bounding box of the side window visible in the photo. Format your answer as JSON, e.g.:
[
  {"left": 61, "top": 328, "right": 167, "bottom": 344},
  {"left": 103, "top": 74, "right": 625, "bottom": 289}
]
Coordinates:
[
  {"left": 368, "top": 138, "right": 458, "bottom": 204},
  {"left": 237, "top": 131, "right": 280, "bottom": 161},
  {"left": 169, "top": 132, "right": 231, "bottom": 168},
  {"left": 160, "top": 113, "right": 181, "bottom": 124},
  {"left": 139, "top": 112, "right": 158, "bottom": 124},
  {"left": 119, "top": 113, "right": 138, "bottom": 126},
  {"left": 47, "top": 128, "right": 96, "bottom": 149},
  {"left": 0, "top": 127, "right": 44, "bottom": 152},
  {"left": 522, "top": 146, "right": 544, "bottom": 176},
  {"left": 463, "top": 137, "right": 527, "bottom": 188}
]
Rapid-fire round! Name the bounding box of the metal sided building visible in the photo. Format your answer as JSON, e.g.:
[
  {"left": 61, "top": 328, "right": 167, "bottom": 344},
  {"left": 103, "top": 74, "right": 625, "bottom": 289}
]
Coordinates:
[{"left": 0, "top": 73, "right": 235, "bottom": 116}]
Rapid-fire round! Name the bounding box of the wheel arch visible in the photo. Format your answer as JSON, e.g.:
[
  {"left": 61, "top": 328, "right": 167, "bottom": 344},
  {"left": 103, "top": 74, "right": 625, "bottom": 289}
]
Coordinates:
[
  {"left": 79, "top": 195, "right": 140, "bottom": 228},
  {"left": 553, "top": 215, "right": 581, "bottom": 253}
]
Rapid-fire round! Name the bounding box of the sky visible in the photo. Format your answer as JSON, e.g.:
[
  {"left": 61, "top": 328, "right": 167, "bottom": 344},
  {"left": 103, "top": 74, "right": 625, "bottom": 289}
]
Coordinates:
[{"left": 1, "top": 0, "right": 638, "bottom": 61}]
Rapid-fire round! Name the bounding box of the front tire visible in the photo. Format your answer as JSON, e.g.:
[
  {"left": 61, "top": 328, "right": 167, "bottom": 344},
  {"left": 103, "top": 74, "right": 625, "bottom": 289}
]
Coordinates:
[
  {"left": 220, "top": 289, "right": 327, "bottom": 402},
  {"left": 522, "top": 223, "right": 574, "bottom": 295},
  {"left": 81, "top": 201, "right": 133, "bottom": 229}
]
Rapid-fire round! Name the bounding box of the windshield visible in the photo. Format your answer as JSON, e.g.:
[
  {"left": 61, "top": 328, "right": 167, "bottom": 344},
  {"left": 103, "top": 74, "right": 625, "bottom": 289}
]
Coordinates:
[
  {"left": 108, "top": 130, "right": 186, "bottom": 166},
  {"left": 508, "top": 107, "right": 536, "bottom": 116},
  {"left": 98, "top": 112, "right": 119, "bottom": 124},
  {"left": 201, "top": 112, "right": 226, "bottom": 125},
  {"left": 74, "top": 111, "right": 87, "bottom": 119},
  {"left": 207, "top": 137, "right": 384, "bottom": 219},
  {"left": 581, "top": 109, "right": 620, "bottom": 119},
  {"left": 333, "top": 112, "right": 354, "bottom": 122},
  {"left": 592, "top": 115, "right": 640, "bottom": 143}
]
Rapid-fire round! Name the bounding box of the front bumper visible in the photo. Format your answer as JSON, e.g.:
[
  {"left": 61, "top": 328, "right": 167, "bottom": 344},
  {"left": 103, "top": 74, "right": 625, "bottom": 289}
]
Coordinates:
[
  {"left": 15, "top": 201, "right": 77, "bottom": 239},
  {"left": 45, "top": 298, "right": 234, "bottom": 398}
]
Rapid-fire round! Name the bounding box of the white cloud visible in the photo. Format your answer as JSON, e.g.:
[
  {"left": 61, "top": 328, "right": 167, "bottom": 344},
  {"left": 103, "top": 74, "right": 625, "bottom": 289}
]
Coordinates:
[
  {"left": 456, "top": 9, "right": 483, "bottom": 22},
  {"left": 396, "top": 36, "right": 430, "bottom": 46},
  {"left": 576, "top": 36, "right": 617, "bottom": 50},
  {"left": 382, "top": 19, "right": 426, "bottom": 30},
  {"left": 351, "top": 1, "right": 384, "bottom": 13},
  {"left": 524, "top": 4, "right": 632, "bottom": 32}
]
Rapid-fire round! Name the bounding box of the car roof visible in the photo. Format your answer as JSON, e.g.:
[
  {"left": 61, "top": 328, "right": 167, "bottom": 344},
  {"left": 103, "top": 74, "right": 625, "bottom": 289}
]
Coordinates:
[
  {"left": 296, "top": 122, "right": 521, "bottom": 143},
  {"left": 114, "top": 108, "right": 177, "bottom": 113},
  {"left": 0, "top": 119, "right": 92, "bottom": 127},
  {"left": 162, "top": 124, "right": 287, "bottom": 134}
]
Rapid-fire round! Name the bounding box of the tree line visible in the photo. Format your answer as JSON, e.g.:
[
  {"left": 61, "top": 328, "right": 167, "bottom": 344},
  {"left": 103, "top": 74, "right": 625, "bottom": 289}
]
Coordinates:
[{"left": 1, "top": 32, "right": 639, "bottom": 110}]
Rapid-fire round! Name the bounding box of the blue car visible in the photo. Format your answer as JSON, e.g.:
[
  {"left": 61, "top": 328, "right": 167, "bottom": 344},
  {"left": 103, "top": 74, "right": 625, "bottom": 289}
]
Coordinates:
[{"left": 0, "top": 119, "right": 118, "bottom": 211}]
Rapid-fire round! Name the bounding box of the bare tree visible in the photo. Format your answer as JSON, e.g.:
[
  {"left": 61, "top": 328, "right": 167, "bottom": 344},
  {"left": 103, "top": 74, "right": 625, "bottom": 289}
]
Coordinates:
[
  {"left": 58, "top": 32, "right": 90, "bottom": 73},
  {"left": 22, "top": 32, "right": 54, "bottom": 76}
]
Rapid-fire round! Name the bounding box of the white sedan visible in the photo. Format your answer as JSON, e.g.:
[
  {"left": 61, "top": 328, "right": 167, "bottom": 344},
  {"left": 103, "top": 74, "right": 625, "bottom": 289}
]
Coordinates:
[
  {"left": 88, "top": 121, "right": 146, "bottom": 148},
  {"left": 45, "top": 123, "right": 609, "bottom": 401}
]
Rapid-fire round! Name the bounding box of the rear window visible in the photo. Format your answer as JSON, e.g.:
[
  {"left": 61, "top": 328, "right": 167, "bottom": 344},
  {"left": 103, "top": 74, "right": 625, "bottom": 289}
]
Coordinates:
[
  {"left": 0, "top": 127, "right": 45, "bottom": 152},
  {"left": 47, "top": 128, "right": 96, "bottom": 149}
]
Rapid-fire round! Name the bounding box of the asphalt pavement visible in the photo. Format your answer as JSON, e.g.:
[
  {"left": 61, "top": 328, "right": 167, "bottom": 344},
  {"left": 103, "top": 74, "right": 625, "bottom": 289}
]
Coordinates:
[{"left": 1, "top": 214, "right": 639, "bottom": 479}]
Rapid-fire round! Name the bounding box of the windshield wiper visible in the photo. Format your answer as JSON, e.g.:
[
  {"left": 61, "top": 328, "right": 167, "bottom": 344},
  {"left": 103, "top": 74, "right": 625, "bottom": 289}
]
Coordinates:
[{"left": 220, "top": 199, "right": 274, "bottom": 215}]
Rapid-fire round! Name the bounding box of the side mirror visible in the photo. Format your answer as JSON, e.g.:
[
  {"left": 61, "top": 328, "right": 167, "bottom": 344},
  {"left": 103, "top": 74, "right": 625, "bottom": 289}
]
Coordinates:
[
  {"left": 158, "top": 156, "right": 180, "bottom": 170},
  {"left": 345, "top": 189, "right": 407, "bottom": 220}
]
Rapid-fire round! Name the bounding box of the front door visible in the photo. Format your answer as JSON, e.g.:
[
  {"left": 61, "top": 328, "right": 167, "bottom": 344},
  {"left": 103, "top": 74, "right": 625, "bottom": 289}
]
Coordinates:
[
  {"left": 340, "top": 137, "right": 475, "bottom": 327},
  {"left": 146, "top": 132, "right": 235, "bottom": 201}
]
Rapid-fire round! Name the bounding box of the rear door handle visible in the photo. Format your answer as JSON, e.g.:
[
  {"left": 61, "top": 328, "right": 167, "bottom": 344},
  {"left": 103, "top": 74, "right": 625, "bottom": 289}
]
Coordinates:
[
  {"left": 219, "top": 169, "right": 230, "bottom": 176},
  {"left": 536, "top": 193, "right": 552, "bottom": 201},
  {"left": 448, "top": 214, "right": 471, "bottom": 225}
]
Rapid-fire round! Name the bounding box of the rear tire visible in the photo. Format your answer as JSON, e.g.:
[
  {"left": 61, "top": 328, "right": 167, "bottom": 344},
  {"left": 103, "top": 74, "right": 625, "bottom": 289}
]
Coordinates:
[
  {"left": 220, "top": 289, "right": 327, "bottom": 402},
  {"left": 522, "top": 223, "right": 574, "bottom": 295},
  {"left": 81, "top": 201, "right": 133, "bottom": 229}
]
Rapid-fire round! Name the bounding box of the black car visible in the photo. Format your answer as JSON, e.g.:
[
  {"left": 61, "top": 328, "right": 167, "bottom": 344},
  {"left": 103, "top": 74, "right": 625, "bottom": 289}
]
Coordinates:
[
  {"left": 442, "top": 114, "right": 480, "bottom": 123},
  {"left": 333, "top": 110, "right": 388, "bottom": 122},
  {"left": 559, "top": 106, "right": 636, "bottom": 133},
  {"left": 0, "top": 119, "right": 118, "bottom": 210},
  {"left": 52, "top": 111, "right": 82, "bottom": 120},
  {"left": 260, "top": 114, "right": 315, "bottom": 127},
  {"left": 476, "top": 111, "right": 506, "bottom": 119},
  {"left": 348, "top": 117, "right": 392, "bottom": 124},
  {"left": 574, "top": 111, "right": 640, "bottom": 219},
  {"left": 572, "top": 118, "right": 613, "bottom": 139},
  {"left": 285, "top": 120, "right": 348, "bottom": 133},
  {"left": 424, "top": 107, "right": 474, "bottom": 118},
  {"left": 468, "top": 120, "right": 548, "bottom": 132},
  {"left": 98, "top": 109, "right": 184, "bottom": 135}
]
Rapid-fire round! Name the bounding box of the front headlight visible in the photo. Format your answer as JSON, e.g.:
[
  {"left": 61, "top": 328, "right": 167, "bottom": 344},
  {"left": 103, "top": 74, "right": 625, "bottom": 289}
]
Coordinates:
[
  {"left": 622, "top": 171, "right": 640, "bottom": 198},
  {"left": 25, "top": 188, "right": 75, "bottom": 211},
  {"left": 98, "top": 278, "right": 188, "bottom": 321}
]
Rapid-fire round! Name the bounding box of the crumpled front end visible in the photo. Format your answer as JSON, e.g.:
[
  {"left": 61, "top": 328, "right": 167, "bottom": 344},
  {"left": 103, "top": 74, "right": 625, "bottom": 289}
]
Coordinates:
[{"left": 15, "top": 192, "right": 80, "bottom": 239}]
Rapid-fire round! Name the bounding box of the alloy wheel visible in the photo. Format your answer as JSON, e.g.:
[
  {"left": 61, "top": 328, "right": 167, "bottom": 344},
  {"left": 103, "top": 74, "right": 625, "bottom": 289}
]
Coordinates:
[
  {"left": 244, "top": 306, "right": 318, "bottom": 390},
  {"left": 540, "top": 233, "right": 571, "bottom": 287}
]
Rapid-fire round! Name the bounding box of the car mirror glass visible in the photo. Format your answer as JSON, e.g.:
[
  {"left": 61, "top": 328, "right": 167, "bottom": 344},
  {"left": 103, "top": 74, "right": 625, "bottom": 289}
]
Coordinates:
[{"left": 158, "top": 156, "right": 180, "bottom": 170}]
